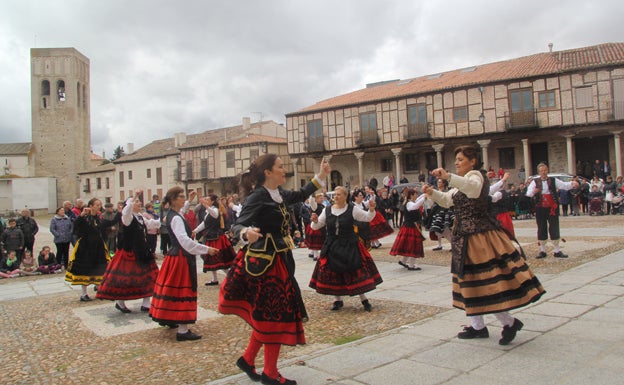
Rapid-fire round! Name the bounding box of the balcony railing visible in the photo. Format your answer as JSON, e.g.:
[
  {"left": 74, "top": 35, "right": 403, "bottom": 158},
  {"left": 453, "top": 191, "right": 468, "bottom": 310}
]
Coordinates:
[
  {"left": 505, "top": 109, "right": 537, "bottom": 129},
  {"left": 404, "top": 122, "right": 431, "bottom": 140},
  {"left": 355, "top": 130, "right": 379, "bottom": 146},
  {"left": 307, "top": 136, "right": 324, "bottom": 152}
]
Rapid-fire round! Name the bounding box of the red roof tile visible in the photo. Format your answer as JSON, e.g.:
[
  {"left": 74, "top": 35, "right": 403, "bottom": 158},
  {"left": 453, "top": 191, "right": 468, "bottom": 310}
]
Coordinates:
[{"left": 290, "top": 42, "right": 624, "bottom": 114}]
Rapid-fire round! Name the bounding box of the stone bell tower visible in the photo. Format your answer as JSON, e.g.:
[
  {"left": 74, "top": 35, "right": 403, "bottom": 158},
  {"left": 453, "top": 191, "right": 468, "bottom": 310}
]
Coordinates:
[{"left": 31, "top": 47, "right": 91, "bottom": 205}]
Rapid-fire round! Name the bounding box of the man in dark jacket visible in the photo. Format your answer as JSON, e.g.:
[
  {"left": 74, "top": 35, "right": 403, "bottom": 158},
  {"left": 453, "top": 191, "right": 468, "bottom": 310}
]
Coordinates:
[
  {"left": 1, "top": 218, "right": 24, "bottom": 261},
  {"left": 16, "top": 209, "right": 38, "bottom": 254}
]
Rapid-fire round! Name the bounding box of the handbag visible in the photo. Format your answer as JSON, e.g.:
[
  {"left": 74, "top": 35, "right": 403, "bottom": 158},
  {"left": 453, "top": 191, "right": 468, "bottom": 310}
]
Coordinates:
[{"left": 605, "top": 191, "right": 614, "bottom": 202}]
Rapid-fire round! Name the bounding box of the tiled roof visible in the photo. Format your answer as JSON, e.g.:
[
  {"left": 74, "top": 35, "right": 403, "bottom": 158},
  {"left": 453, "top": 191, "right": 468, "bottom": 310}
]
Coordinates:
[
  {"left": 220, "top": 134, "right": 287, "bottom": 147},
  {"left": 90, "top": 151, "right": 105, "bottom": 160},
  {"left": 78, "top": 162, "right": 116, "bottom": 174},
  {"left": 114, "top": 138, "right": 178, "bottom": 163},
  {"left": 291, "top": 42, "right": 624, "bottom": 114},
  {"left": 178, "top": 121, "right": 275, "bottom": 149},
  {"left": 0, "top": 142, "right": 33, "bottom": 155}
]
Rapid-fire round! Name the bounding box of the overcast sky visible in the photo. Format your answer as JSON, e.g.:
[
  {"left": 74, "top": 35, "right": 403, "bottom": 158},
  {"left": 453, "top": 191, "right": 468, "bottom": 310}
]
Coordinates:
[{"left": 2, "top": 0, "right": 623, "bottom": 159}]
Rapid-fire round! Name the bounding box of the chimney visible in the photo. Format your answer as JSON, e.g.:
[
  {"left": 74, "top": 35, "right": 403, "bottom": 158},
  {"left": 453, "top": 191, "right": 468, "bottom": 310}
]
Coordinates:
[
  {"left": 548, "top": 43, "right": 553, "bottom": 53},
  {"left": 174, "top": 132, "right": 187, "bottom": 147},
  {"left": 243, "top": 117, "right": 251, "bottom": 130},
  {"left": 102, "top": 150, "right": 106, "bottom": 159},
  {"left": 127, "top": 143, "right": 134, "bottom": 154}
]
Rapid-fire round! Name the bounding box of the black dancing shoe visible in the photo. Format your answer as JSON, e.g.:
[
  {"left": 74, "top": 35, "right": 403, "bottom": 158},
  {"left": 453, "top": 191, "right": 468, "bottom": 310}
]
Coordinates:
[
  {"left": 457, "top": 326, "right": 489, "bottom": 339},
  {"left": 432, "top": 246, "right": 443, "bottom": 251},
  {"left": 261, "top": 372, "right": 297, "bottom": 385},
  {"left": 362, "top": 299, "right": 372, "bottom": 312},
  {"left": 330, "top": 300, "right": 344, "bottom": 311},
  {"left": 553, "top": 251, "right": 568, "bottom": 258},
  {"left": 115, "top": 303, "right": 132, "bottom": 313},
  {"left": 176, "top": 330, "right": 202, "bottom": 341},
  {"left": 80, "top": 294, "right": 92, "bottom": 302},
  {"left": 398, "top": 261, "right": 408, "bottom": 268},
  {"left": 205, "top": 280, "right": 219, "bottom": 286},
  {"left": 407, "top": 266, "right": 422, "bottom": 271},
  {"left": 158, "top": 322, "right": 178, "bottom": 329},
  {"left": 140, "top": 306, "right": 150, "bottom": 312},
  {"left": 499, "top": 318, "right": 524, "bottom": 345},
  {"left": 535, "top": 251, "right": 547, "bottom": 259},
  {"left": 236, "top": 356, "right": 261, "bottom": 382}
]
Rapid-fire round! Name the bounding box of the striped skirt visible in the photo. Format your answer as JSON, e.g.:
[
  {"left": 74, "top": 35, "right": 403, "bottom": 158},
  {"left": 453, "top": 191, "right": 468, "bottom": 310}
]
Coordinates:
[
  {"left": 202, "top": 235, "right": 236, "bottom": 271},
  {"left": 96, "top": 249, "right": 158, "bottom": 300},
  {"left": 150, "top": 252, "right": 197, "bottom": 325},
  {"left": 389, "top": 225, "right": 424, "bottom": 258},
  {"left": 452, "top": 230, "right": 545, "bottom": 316}
]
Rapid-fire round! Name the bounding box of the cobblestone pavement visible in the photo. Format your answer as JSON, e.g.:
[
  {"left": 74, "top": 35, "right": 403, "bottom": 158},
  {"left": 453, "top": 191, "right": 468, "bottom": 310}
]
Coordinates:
[{"left": 1, "top": 214, "right": 622, "bottom": 384}]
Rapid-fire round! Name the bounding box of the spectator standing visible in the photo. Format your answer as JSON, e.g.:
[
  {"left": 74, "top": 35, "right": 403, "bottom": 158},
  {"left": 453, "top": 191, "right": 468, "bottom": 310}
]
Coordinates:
[
  {"left": 16, "top": 209, "right": 38, "bottom": 254},
  {"left": 1, "top": 218, "right": 24, "bottom": 261},
  {"left": 50, "top": 207, "right": 73, "bottom": 269},
  {"left": 151, "top": 194, "right": 161, "bottom": 217}
]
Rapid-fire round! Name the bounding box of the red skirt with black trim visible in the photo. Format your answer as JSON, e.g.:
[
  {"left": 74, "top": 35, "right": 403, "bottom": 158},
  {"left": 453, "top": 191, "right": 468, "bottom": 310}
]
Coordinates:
[
  {"left": 496, "top": 212, "right": 515, "bottom": 239},
  {"left": 304, "top": 223, "right": 325, "bottom": 250},
  {"left": 203, "top": 235, "right": 236, "bottom": 271},
  {"left": 150, "top": 252, "right": 197, "bottom": 325},
  {"left": 389, "top": 225, "right": 425, "bottom": 258},
  {"left": 96, "top": 249, "right": 159, "bottom": 300},
  {"left": 309, "top": 241, "right": 383, "bottom": 296},
  {"left": 218, "top": 249, "right": 306, "bottom": 346},
  {"left": 369, "top": 211, "right": 393, "bottom": 240}
]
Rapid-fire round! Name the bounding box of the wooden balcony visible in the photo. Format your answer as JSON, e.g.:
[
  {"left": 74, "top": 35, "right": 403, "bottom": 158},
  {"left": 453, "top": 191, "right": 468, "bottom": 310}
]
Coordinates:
[
  {"left": 505, "top": 109, "right": 537, "bottom": 129},
  {"left": 307, "top": 136, "right": 325, "bottom": 152},
  {"left": 404, "top": 122, "right": 431, "bottom": 140},
  {"left": 355, "top": 130, "right": 379, "bottom": 146}
]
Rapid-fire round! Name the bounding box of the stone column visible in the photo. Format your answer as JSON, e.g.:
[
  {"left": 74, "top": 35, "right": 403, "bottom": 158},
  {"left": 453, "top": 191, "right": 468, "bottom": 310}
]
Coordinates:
[
  {"left": 563, "top": 134, "right": 575, "bottom": 174},
  {"left": 432, "top": 144, "right": 444, "bottom": 168},
  {"left": 477, "top": 139, "right": 491, "bottom": 169},
  {"left": 354, "top": 152, "right": 365, "bottom": 187},
  {"left": 391, "top": 148, "right": 402, "bottom": 181},
  {"left": 522, "top": 138, "right": 531, "bottom": 178},
  {"left": 613, "top": 131, "right": 623, "bottom": 178}
]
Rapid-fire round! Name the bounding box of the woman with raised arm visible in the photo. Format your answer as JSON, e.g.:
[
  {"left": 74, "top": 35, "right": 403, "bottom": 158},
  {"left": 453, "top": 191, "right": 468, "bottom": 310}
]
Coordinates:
[
  {"left": 65, "top": 198, "right": 111, "bottom": 301},
  {"left": 422, "top": 145, "right": 544, "bottom": 346},
  {"left": 192, "top": 194, "right": 236, "bottom": 286},
  {"left": 219, "top": 154, "right": 330, "bottom": 385},
  {"left": 150, "top": 188, "right": 218, "bottom": 342},
  {"left": 390, "top": 187, "right": 426, "bottom": 271},
  {"left": 96, "top": 190, "right": 160, "bottom": 313},
  {"left": 309, "top": 186, "right": 382, "bottom": 311}
]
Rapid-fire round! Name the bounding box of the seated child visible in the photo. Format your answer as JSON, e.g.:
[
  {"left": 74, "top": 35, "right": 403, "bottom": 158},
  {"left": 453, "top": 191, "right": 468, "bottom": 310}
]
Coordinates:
[
  {"left": 20, "top": 249, "right": 40, "bottom": 275},
  {"left": 0, "top": 250, "right": 22, "bottom": 278},
  {"left": 37, "top": 246, "right": 62, "bottom": 274},
  {"left": 293, "top": 230, "right": 305, "bottom": 248}
]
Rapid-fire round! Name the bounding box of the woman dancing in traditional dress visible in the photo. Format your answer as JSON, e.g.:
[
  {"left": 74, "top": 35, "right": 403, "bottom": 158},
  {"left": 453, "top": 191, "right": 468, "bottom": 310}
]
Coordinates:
[
  {"left": 65, "top": 198, "right": 111, "bottom": 301},
  {"left": 219, "top": 154, "right": 330, "bottom": 385},
  {"left": 309, "top": 186, "right": 382, "bottom": 312},
  {"left": 96, "top": 191, "right": 161, "bottom": 313},
  {"left": 422, "top": 145, "right": 545, "bottom": 345},
  {"left": 427, "top": 179, "right": 454, "bottom": 251},
  {"left": 364, "top": 185, "right": 393, "bottom": 248},
  {"left": 150, "top": 188, "right": 218, "bottom": 341},
  {"left": 390, "top": 187, "right": 426, "bottom": 271},
  {"left": 192, "top": 194, "right": 236, "bottom": 286},
  {"left": 304, "top": 192, "right": 326, "bottom": 261}
]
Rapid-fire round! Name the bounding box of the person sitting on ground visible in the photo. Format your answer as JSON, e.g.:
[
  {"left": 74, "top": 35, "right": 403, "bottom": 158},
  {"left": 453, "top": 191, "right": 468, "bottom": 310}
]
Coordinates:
[
  {"left": 19, "top": 249, "right": 40, "bottom": 275},
  {"left": 292, "top": 230, "right": 305, "bottom": 248},
  {"left": 37, "top": 246, "right": 62, "bottom": 274},
  {"left": 0, "top": 250, "right": 22, "bottom": 278}
]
